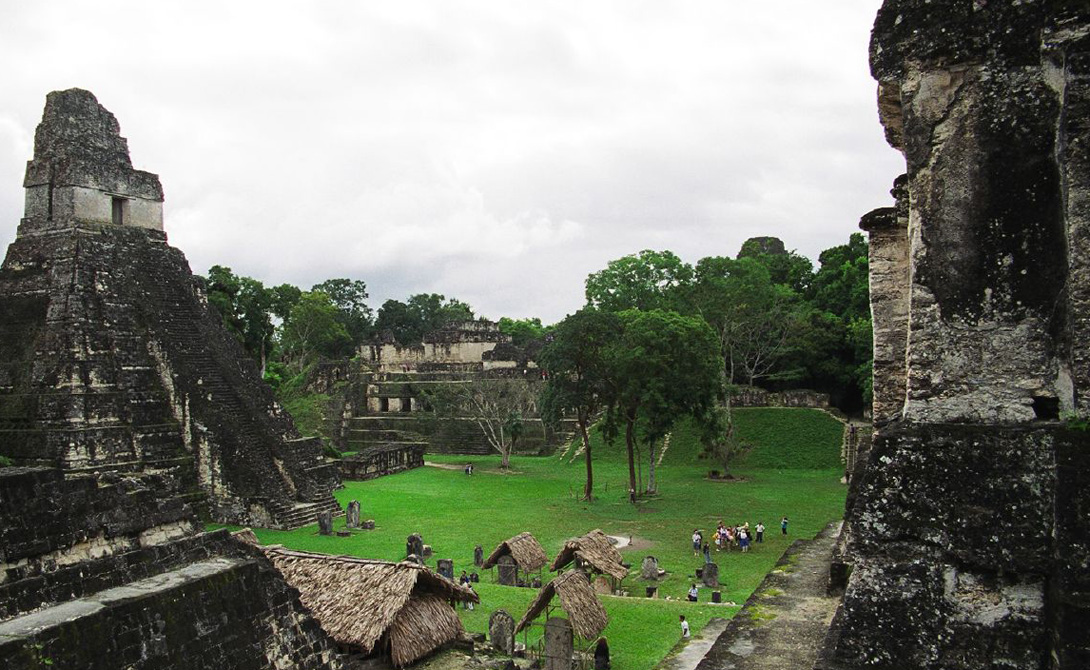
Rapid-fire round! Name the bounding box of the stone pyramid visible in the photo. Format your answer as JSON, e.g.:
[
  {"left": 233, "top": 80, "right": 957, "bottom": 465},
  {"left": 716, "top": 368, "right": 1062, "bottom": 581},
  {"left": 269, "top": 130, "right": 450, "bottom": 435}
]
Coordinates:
[{"left": 0, "top": 89, "right": 340, "bottom": 529}]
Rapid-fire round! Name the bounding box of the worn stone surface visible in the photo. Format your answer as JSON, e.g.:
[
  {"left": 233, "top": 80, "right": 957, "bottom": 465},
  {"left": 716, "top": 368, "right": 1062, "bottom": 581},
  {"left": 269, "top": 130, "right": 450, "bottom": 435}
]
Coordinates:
[
  {"left": 0, "top": 89, "right": 340, "bottom": 530},
  {"left": 0, "top": 551, "right": 343, "bottom": 670},
  {"left": 437, "top": 558, "right": 454, "bottom": 580},
  {"left": 701, "top": 563, "right": 719, "bottom": 588},
  {"left": 859, "top": 178, "right": 909, "bottom": 426},
  {"left": 641, "top": 556, "right": 660, "bottom": 581},
  {"left": 867, "top": 3, "right": 1089, "bottom": 424},
  {"left": 497, "top": 554, "right": 518, "bottom": 586},
  {"left": 346, "top": 500, "right": 361, "bottom": 528},
  {"left": 543, "top": 618, "right": 573, "bottom": 670},
  {"left": 489, "top": 609, "right": 516, "bottom": 655},
  {"left": 828, "top": 4, "right": 1090, "bottom": 669}
]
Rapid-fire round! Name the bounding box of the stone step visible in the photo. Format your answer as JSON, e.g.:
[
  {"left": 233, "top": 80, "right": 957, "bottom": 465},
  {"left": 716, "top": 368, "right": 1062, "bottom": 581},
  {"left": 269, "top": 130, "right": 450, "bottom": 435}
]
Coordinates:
[{"left": 0, "top": 558, "right": 249, "bottom": 642}]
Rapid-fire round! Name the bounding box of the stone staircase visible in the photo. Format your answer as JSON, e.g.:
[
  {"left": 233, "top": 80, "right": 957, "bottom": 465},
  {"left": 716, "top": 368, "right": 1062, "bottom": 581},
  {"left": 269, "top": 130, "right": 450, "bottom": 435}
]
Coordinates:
[{"left": 264, "top": 495, "right": 344, "bottom": 531}]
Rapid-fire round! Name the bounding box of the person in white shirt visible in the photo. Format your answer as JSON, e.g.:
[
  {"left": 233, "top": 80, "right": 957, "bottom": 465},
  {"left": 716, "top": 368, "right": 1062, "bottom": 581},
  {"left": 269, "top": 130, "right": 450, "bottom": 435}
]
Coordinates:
[{"left": 680, "top": 615, "right": 691, "bottom": 638}]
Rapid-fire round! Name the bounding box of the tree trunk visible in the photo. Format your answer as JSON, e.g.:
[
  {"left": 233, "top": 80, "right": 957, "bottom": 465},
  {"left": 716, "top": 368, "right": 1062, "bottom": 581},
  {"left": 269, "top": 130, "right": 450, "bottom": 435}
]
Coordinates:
[
  {"left": 646, "top": 438, "right": 657, "bottom": 494},
  {"left": 625, "top": 417, "right": 637, "bottom": 503},
  {"left": 499, "top": 424, "right": 509, "bottom": 469},
  {"left": 580, "top": 415, "right": 594, "bottom": 501}
]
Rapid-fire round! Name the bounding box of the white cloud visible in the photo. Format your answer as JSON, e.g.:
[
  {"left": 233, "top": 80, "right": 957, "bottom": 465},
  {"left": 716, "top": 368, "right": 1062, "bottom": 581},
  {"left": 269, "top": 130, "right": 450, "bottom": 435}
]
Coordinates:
[{"left": 0, "top": 0, "right": 905, "bottom": 323}]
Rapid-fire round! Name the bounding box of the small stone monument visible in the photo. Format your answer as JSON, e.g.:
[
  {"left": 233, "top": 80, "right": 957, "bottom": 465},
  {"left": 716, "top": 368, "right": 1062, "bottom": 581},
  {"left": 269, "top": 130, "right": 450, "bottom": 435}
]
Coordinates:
[
  {"left": 641, "top": 556, "right": 659, "bottom": 580},
  {"left": 496, "top": 555, "right": 517, "bottom": 586},
  {"left": 405, "top": 554, "right": 423, "bottom": 566},
  {"left": 422, "top": 544, "right": 433, "bottom": 559},
  {"left": 544, "top": 617, "right": 573, "bottom": 670},
  {"left": 363, "top": 519, "right": 376, "bottom": 530},
  {"left": 592, "top": 576, "right": 612, "bottom": 594},
  {"left": 437, "top": 558, "right": 454, "bottom": 580},
  {"left": 406, "top": 533, "right": 423, "bottom": 558},
  {"left": 317, "top": 511, "right": 333, "bottom": 536},
  {"left": 489, "top": 609, "right": 516, "bottom": 655},
  {"left": 345, "top": 500, "right": 360, "bottom": 529},
  {"left": 474, "top": 544, "right": 484, "bottom": 567},
  {"left": 702, "top": 562, "right": 719, "bottom": 588}
]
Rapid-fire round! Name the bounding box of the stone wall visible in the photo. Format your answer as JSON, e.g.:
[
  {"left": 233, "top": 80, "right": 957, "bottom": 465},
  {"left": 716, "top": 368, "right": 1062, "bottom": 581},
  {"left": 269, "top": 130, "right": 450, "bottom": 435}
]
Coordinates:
[
  {"left": 730, "top": 386, "right": 831, "bottom": 409},
  {"left": 858, "top": 177, "right": 909, "bottom": 426},
  {"left": 824, "top": 4, "right": 1090, "bottom": 669},
  {"left": 339, "top": 444, "right": 425, "bottom": 481}
]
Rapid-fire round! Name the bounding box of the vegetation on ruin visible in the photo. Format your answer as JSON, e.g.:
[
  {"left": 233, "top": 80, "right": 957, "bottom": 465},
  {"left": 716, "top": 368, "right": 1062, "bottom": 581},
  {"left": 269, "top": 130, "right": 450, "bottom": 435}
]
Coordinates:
[{"left": 233, "top": 407, "right": 846, "bottom": 670}]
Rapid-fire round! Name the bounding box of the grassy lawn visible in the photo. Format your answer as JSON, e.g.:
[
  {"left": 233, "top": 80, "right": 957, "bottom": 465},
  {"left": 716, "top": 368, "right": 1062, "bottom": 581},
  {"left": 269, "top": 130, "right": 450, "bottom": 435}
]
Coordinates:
[{"left": 240, "top": 408, "right": 847, "bottom": 670}]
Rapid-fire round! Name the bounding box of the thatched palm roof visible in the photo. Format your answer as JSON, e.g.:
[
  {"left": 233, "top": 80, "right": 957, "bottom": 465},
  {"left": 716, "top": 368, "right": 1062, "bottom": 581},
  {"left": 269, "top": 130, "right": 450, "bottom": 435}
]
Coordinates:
[
  {"left": 482, "top": 532, "right": 548, "bottom": 571},
  {"left": 265, "top": 547, "right": 478, "bottom": 667},
  {"left": 515, "top": 570, "right": 608, "bottom": 640},
  {"left": 549, "top": 529, "right": 628, "bottom": 581}
]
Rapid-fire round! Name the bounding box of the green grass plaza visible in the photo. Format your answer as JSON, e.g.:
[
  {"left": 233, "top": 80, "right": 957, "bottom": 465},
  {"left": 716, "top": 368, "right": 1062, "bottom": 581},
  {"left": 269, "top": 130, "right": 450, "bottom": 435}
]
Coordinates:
[{"left": 234, "top": 408, "right": 847, "bottom": 670}]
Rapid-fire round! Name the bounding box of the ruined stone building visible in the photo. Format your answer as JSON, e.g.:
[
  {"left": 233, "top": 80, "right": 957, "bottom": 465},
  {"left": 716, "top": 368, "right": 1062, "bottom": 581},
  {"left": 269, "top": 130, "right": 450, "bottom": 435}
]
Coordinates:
[
  {"left": 312, "top": 323, "right": 573, "bottom": 459},
  {"left": 0, "top": 89, "right": 341, "bottom": 531},
  {"left": 0, "top": 89, "right": 352, "bottom": 669},
  {"left": 824, "top": 3, "right": 1089, "bottom": 668}
]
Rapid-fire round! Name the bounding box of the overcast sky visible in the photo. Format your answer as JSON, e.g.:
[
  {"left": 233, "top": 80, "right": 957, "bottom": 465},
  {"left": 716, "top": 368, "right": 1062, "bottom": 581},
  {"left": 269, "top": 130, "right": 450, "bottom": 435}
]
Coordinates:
[{"left": 0, "top": 1, "right": 904, "bottom": 324}]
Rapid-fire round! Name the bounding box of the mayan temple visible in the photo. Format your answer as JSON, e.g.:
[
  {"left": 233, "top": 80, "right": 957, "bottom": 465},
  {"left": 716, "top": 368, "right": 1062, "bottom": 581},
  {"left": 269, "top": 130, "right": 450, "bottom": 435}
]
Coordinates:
[
  {"left": 0, "top": 89, "right": 341, "bottom": 530},
  {"left": 823, "top": 2, "right": 1090, "bottom": 669}
]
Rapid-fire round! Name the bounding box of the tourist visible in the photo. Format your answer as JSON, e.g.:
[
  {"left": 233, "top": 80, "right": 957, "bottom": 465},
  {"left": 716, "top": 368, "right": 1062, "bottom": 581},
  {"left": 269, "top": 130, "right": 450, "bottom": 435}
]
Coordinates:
[
  {"left": 781, "top": 516, "right": 789, "bottom": 535},
  {"left": 703, "top": 542, "right": 711, "bottom": 564},
  {"left": 466, "top": 583, "right": 475, "bottom": 610},
  {"left": 459, "top": 570, "right": 470, "bottom": 586},
  {"left": 688, "top": 583, "right": 699, "bottom": 602},
  {"left": 594, "top": 637, "right": 611, "bottom": 670},
  {"left": 724, "top": 526, "right": 734, "bottom": 551},
  {"left": 680, "top": 615, "right": 691, "bottom": 638},
  {"left": 756, "top": 522, "right": 765, "bottom": 543},
  {"left": 691, "top": 529, "right": 702, "bottom": 555},
  {"left": 739, "top": 528, "right": 750, "bottom": 553}
]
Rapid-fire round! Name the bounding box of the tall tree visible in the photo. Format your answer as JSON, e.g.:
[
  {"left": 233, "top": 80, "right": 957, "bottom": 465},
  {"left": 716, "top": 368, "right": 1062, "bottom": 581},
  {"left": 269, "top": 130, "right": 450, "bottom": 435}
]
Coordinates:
[
  {"left": 312, "top": 278, "right": 374, "bottom": 346},
  {"left": 497, "top": 317, "right": 548, "bottom": 346},
  {"left": 602, "top": 309, "right": 721, "bottom": 500},
  {"left": 585, "top": 250, "right": 693, "bottom": 312},
  {"left": 539, "top": 309, "right": 622, "bottom": 501},
  {"left": 422, "top": 378, "right": 537, "bottom": 469},
  {"left": 376, "top": 294, "right": 476, "bottom": 346},
  {"left": 687, "top": 256, "right": 802, "bottom": 387},
  {"left": 204, "top": 265, "right": 277, "bottom": 375},
  {"left": 809, "top": 232, "right": 869, "bottom": 322},
  {"left": 280, "top": 292, "right": 353, "bottom": 372}
]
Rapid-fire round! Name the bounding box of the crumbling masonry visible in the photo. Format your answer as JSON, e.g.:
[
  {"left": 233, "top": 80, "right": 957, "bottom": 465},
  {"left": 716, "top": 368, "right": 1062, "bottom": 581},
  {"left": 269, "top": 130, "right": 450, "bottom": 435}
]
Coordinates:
[{"left": 824, "top": 3, "right": 1090, "bottom": 668}]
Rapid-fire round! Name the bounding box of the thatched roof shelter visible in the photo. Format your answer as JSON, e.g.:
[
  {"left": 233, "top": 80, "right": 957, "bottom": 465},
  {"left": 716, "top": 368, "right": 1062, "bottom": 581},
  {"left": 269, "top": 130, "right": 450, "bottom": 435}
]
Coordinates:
[
  {"left": 515, "top": 571, "right": 608, "bottom": 640},
  {"left": 265, "top": 547, "right": 478, "bottom": 666},
  {"left": 549, "top": 529, "right": 629, "bottom": 581},
  {"left": 482, "top": 532, "right": 548, "bottom": 572}
]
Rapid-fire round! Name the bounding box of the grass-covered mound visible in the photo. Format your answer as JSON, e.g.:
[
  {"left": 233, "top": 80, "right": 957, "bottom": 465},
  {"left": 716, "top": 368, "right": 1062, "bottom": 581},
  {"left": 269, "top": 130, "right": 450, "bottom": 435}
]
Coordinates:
[
  {"left": 234, "top": 408, "right": 847, "bottom": 670},
  {"left": 732, "top": 407, "right": 845, "bottom": 469}
]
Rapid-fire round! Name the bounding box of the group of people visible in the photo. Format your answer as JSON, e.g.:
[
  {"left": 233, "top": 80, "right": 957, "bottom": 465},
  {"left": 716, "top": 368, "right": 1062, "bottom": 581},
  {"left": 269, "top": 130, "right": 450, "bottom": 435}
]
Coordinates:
[{"left": 690, "top": 516, "right": 789, "bottom": 561}]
